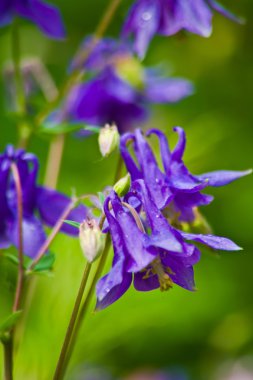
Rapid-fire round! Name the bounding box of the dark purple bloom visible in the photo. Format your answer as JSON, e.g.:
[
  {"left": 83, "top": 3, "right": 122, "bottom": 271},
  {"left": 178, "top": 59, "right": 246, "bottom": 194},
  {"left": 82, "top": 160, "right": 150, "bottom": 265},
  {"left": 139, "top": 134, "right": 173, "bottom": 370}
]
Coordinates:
[
  {"left": 120, "top": 127, "right": 251, "bottom": 222},
  {"left": 0, "top": 145, "right": 87, "bottom": 258},
  {"left": 0, "top": 0, "right": 65, "bottom": 39},
  {"left": 123, "top": 0, "right": 242, "bottom": 58},
  {"left": 96, "top": 179, "right": 240, "bottom": 309},
  {"left": 63, "top": 67, "right": 192, "bottom": 134}
]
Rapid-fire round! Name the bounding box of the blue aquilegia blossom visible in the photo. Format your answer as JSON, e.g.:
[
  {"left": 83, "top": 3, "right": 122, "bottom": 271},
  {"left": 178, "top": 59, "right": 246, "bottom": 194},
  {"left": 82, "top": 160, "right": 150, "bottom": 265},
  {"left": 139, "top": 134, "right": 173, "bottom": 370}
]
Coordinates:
[
  {"left": 120, "top": 127, "right": 252, "bottom": 222},
  {"left": 123, "top": 0, "right": 242, "bottom": 58},
  {"left": 63, "top": 69, "right": 192, "bottom": 135},
  {"left": 0, "top": 145, "right": 87, "bottom": 258},
  {"left": 0, "top": 0, "right": 65, "bottom": 39},
  {"left": 96, "top": 180, "right": 240, "bottom": 310},
  {"left": 58, "top": 37, "right": 193, "bottom": 134}
]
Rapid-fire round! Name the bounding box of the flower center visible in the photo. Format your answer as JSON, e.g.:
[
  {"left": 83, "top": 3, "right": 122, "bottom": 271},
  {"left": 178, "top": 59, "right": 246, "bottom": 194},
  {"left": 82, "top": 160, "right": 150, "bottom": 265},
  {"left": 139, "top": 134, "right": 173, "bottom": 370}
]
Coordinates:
[{"left": 151, "top": 258, "right": 173, "bottom": 292}]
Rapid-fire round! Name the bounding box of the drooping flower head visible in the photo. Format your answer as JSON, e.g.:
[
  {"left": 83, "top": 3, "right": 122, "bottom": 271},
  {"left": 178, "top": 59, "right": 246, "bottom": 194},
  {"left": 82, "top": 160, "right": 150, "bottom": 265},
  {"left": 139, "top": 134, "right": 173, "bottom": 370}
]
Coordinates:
[
  {"left": 123, "top": 0, "right": 242, "bottom": 58},
  {"left": 96, "top": 179, "right": 241, "bottom": 310},
  {"left": 0, "top": 0, "right": 66, "bottom": 39},
  {"left": 0, "top": 145, "right": 86, "bottom": 258},
  {"left": 95, "top": 126, "right": 251, "bottom": 309}
]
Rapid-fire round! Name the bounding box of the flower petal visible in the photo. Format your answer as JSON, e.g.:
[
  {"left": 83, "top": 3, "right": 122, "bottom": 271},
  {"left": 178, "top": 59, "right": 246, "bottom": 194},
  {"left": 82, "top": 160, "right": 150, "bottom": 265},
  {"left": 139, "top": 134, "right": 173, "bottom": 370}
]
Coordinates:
[
  {"left": 96, "top": 271, "right": 132, "bottom": 310},
  {"left": 36, "top": 187, "right": 87, "bottom": 236},
  {"left": 7, "top": 216, "right": 47, "bottom": 258},
  {"left": 145, "top": 76, "right": 194, "bottom": 104},
  {"left": 182, "top": 232, "right": 242, "bottom": 251},
  {"left": 15, "top": 0, "right": 66, "bottom": 39},
  {"left": 122, "top": 0, "right": 161, "bottom": 58},
  {"left": 196, "top": 169, "right": 252, "bottom": 187}
]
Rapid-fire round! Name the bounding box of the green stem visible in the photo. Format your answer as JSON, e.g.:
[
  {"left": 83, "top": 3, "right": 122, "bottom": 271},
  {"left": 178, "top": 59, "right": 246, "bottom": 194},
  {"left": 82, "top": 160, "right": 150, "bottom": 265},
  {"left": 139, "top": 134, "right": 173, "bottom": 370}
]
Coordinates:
[
  {"left": 61, "top": 235, "right": 111, "bottom": 377},
  {"left": 58, "top": 156, "right": 123, "bottom": 378},
  {"left": 11, "top": 19, "right": 31, "bottom": 148},
  {"left": 11, "top": 163, "right": 24, "bottom": 313},
  {"left": 52, "top": 262, "right": 92, "bottom": 380},
  {"left": 3, "top": 338, "right": 13, "bottom": 380},
  {"left": 35, "top": 0, "right": 122, "bottom": 126}
]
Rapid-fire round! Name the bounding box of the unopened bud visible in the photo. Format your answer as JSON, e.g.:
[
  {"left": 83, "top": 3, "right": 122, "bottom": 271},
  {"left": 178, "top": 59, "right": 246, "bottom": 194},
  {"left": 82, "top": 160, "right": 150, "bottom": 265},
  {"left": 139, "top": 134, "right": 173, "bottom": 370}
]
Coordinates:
[
  {"left": 98, "top": 124, "right": 119, "bottom": 157},
  {"left": 113, "top": 173, "right": 131, "bottom": 197},
  {"left": 79, "top": 219, "right": 105, "bottom": 263}
]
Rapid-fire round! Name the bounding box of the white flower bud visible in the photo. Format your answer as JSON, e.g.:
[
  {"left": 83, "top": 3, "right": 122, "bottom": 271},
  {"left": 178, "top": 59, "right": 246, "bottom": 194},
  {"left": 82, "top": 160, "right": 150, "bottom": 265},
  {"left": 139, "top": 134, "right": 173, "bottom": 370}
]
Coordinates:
[
  {"left": 113, "top": 173, "right": 131, "bottom": 197},
  {"left": 79, "top": 219, "right": 105, "bottom": 263},
  {"left": 98, "top": 124, "right": 119, "bottom": 157}
]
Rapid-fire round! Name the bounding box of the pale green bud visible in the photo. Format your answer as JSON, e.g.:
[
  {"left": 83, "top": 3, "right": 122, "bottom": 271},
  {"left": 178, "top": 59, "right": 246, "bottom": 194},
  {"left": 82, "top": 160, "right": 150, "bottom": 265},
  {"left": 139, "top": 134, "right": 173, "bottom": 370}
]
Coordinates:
[
  {"left": 98, "top": 124, "right": 119, "bottom": 157},
  {"left": 79, "top": 219, "right": 105, "bottom": 263},
  {"left": 113, "top": 173, "right": 131, "bottom": 197}
]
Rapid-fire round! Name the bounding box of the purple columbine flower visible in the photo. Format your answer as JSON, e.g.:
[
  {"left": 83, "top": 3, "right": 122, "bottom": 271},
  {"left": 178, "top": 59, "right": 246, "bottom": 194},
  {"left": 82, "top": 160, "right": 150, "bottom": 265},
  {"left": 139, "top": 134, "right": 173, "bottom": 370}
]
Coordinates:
[
  {"left": 123, "top": 0, "right": 242, "bottom": 58},
  {"left": 120, "top": 127, "right": 252, "bottom": 222},
  {"left": 0, "top": 145, "right": 87, "bottom": 258},
  {"left": 56, "top": 37, "right": 193, "bottom": 134},
  {"left": 63, "top": 66, "right": 193, "bottom": 134},
  {"left": 96, "top": 180, "right": 241, "bottom": 310},
  {"left": 0, "top": 0, "right": 66, "bottom": 39}
]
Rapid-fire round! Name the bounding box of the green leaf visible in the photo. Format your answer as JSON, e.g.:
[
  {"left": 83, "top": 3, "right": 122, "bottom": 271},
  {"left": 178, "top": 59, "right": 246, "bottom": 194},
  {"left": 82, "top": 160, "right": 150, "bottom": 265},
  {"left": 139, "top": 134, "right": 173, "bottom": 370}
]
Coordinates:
[
  {"left": 64, "top": 220, "right": 81, "bottom": 229},
  {"left": 2, "top": 253, "right": 19, "bottom": 266},
  {"left": 38, "top": 122, "right": 84, "bottom": 135},
  {"left": 98, "top": 192, "right": 105, "bottom": 206},
  {"left": 0, "top": 311, "right": 22, "bottom": 333},
  {"left": 82, "top": 125, "right": 101, "bottom": 133},
  {"left": 33, "top": 252, "right": 55, "bottom": 272}
]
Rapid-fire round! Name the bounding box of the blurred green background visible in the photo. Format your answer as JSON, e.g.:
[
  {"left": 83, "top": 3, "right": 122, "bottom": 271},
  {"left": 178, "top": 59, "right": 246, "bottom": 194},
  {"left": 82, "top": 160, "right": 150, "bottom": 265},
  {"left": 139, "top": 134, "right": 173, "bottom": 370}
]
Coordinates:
[{"left": 0, "top": 0, "right": 253, "bottom": 379}]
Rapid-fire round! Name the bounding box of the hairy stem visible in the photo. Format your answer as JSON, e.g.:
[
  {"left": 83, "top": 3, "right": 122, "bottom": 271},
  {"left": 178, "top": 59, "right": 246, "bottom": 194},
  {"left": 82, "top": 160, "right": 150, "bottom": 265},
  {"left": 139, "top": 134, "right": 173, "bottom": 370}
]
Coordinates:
[{"left": 52, "top": 262, "right": 92, "bottom": 380}]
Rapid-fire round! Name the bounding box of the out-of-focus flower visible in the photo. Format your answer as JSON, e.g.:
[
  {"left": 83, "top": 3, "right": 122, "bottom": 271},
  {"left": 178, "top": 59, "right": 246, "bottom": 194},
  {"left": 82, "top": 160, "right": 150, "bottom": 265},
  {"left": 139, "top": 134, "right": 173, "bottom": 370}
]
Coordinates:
[
  {"left": 3, "top": 58, "right": 58, "bottom": 112},
  {"left": 54, "top": 37, "right": 192, "bottom": 134},
  {"left": 122, "top": 0, "right": 242, "bottom": 58},
  {"left": 96, "top": 179, "right": 240, "bottom": 310},
  {"left": 0, "top": 0, "right": 66, "bottom": 39},
  {"left": 120, "top": 127, "right": 251, "bottom": 222},
  {"left": 63, "top": 67, "right": 192, "bottom": 134},
  {"left": 0, "top": 145, "right": 87, "bottom": 258}
]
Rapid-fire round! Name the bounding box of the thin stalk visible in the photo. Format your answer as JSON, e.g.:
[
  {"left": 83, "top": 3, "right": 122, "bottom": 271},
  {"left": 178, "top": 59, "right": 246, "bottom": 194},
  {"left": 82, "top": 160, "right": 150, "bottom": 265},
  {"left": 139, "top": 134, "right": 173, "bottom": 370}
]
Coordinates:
[
  {"left": 11, "top": 20, "right": 25, "bottom": 117},
  {"left": 11, "top": 163, "right": 24, "bottom": 312},
  {"left": 44, "top": 133, "right": 65, "bottom": 189},
  {"left": 58, "top": 156, "right": 124, "bottom": 378},
  {"left": 61, "top": 234, "right": 111, "bottom": 377},
  {"left": 2, "top": 163, "right": 24, "bottom": 380},
  {"left": 35, "top": 0, "right": 122, "bottom": 125},
  {"left": 28, "top": 199, "right": 76, "bottom": 271},
  {"left": 52, "top": 262, "right": 92, "bottom": 380},
  {"left": 3, "top": 338, "right": 13, "bottom": 380},
  {"left": 11, "top": 20, "right": 31, "bottom": 149}
]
